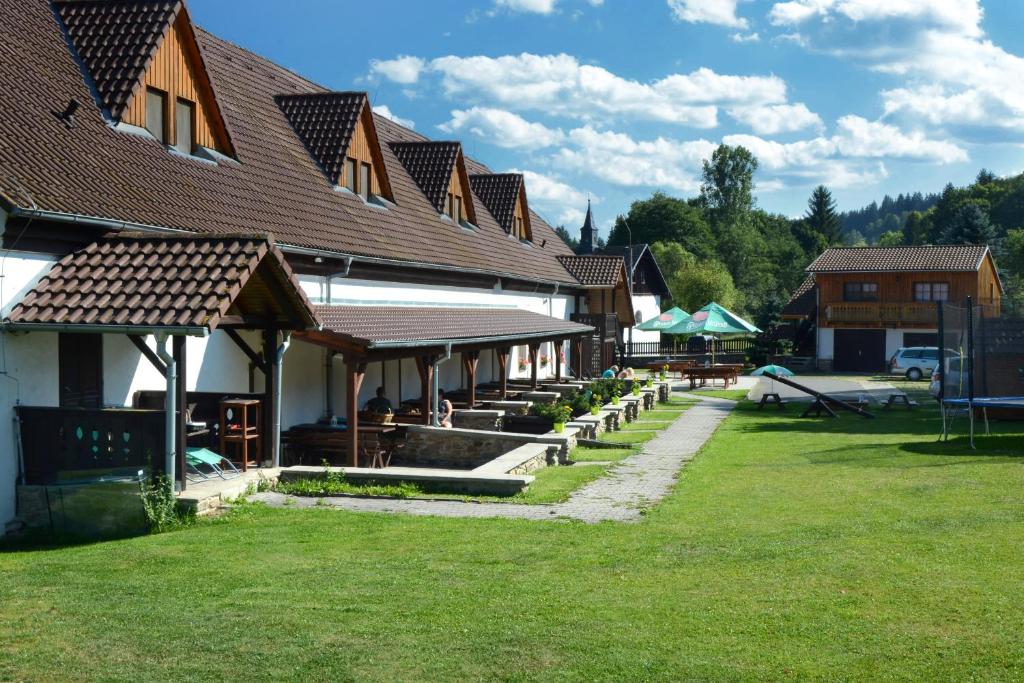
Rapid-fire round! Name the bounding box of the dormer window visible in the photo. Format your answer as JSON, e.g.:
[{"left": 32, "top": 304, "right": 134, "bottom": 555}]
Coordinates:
[
  {"left": 360, "top": 162, "right": 372, "bottom": 200},
  {"left": 344, "top": 158, "right": 357, "bottom": 192},
  {"left": 146, "top": 88, "right": 167, "bottom": 143},
  {"left": 390, "top": 141, "right": 477, "bottom": 225},
  {"left": 469, "top": 172, "right": 533, "bottom": 243},
  {"left": 174, "top": 98, "right": 195, "bottom": 154}
]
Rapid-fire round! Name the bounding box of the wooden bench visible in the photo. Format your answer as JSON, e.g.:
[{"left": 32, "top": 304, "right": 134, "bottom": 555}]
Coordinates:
[{"left": 883, "top": 394, "right": 919, "bottom": 410}]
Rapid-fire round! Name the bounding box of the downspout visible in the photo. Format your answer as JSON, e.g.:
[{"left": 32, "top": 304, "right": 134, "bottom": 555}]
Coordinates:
[
  {"left": 154, "top": 333, "right": 177, "bottom": 489},
  {"left": 431, "top": 343, "right": 453, "bottom": 428},
  {"left": 273, "top": 332, "right": 291, "bottom": 468},
  {"left": 549, "top": 282, "right": 560, "bottom": 375}
]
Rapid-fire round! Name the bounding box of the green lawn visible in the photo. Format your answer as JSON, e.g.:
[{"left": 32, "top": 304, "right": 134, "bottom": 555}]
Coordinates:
[
  {"left": 570, "top": 445, "right": 636, "bottom": 462},
  {"left": 620, "top": 420, "right": 673, "bottom": 432},
  {"left": 690, "top": 388, "right": 750, "bottom": 401},
  {"left": 414, "top": 462, "right": 610, "bottom": 505},
  {"left": 3, "top": 398, "right": 1024, "bottom": 680}
]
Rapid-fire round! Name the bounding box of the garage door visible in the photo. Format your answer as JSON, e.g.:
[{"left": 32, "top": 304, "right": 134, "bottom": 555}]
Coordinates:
[{"left": 834, "top": 329, "right": 887, "bottom": 372}]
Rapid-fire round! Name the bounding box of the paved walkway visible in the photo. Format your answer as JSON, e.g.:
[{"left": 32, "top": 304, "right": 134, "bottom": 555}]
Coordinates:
[{"left": 250, "top": 396, "right": 735, "bottom": 523}]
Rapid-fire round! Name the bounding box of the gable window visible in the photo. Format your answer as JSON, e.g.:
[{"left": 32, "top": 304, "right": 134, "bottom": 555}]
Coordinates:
[
  {"left": 174, "top": 98, "right": 195, "bottom": 154},
  {"left": 843, "top": 282, "right": 878, "bottom": 302},
  {"left": 914, "top": 282, "right": 949, "bottom": 302},
  {"left": 145, "top": 87, "right": 168, "bottom": 143},
  {"left": 360, "top": 162, "right": 372, "bottom": 200},
  {"left": 454, "top": 196, "right": 462, "bottom": 222},
  {"left": 344, "top": 158, "right": 357, "bottom": 192}
]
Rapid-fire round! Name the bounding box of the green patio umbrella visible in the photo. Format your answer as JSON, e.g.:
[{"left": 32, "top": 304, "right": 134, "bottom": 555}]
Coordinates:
[
  {"left": 665, "top": 302, "right": 761, "bottom": 364},
  {"left": 635, "top": 306, "right": 689, "bottom": 331},
  {"left": 750, "top": 364, "right": 794, "bottom": 377}
]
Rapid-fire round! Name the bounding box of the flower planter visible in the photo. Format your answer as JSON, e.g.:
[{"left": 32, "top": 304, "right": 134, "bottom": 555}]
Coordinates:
[
  {"left": 611, "top": 396, "right": 620, "bottom": 405},
  {"left": 631, "top": 387, "right": 641, "bottom": 396},
  {"left": 590, "top": 407, "right": 600, "bottom": 416},
  {"left": 552, "top": 422, "right": 565, "bottom": 433}
]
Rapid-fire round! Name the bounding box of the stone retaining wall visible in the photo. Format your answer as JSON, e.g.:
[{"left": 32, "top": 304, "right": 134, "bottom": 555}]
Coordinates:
[
  {"left": 452, "top": 409, "right": 504, "bottom": 432},
  {"left": 396, "top": 425, "right": 576, "bottom": 469}
]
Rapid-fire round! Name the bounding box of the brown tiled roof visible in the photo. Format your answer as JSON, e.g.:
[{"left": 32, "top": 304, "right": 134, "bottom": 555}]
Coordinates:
[
  {"left": 388, "top": 141, "right": 461, "bottom": 214},
  {"left": 781, "top": 274, "right": 816, "bottom": 318},
  {"left": 556, "top": 255, "right": 624, "bottom": 287},
  {"left": 54, "top": 0, "right": 180, "bottom": 119},
  {"left": 0, "top": 1, "right": 579, "bottom": 285},
  {"left": 807, "top": 245, "right": 990, "bottom": 273},
  {"left": 275, "top": 92, "right": 366, "bottom": 186},
  {"left": 5, "top": 234, "right": 318, "bottom": 331},
  {"left": 311, "top": 304, "right": 593, "bottom": 349},
  {"left": 469, "top": 173, "right": 522, "bottom": 233}
]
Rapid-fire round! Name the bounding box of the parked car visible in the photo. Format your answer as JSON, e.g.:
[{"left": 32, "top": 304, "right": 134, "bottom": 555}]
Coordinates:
[
  {"left": 929, "top": 354, "right": 970, "bottom": 399},
  {"left": 890, "top": 347, "right": 942, "bottom": 380}
]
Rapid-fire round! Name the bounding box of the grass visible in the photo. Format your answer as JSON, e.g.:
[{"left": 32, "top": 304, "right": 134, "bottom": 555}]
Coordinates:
[
  {"left": 3, "top": 397, "right": 1024, "bottom": 680},
  {"left": 570, "top": 446, "right": 637, "bottom": 462},
  {"left": 620, "top": 420, "right": 673, "bottom": 432},
  {"left": 689, "top": 388, "right": 750, "bottom": 401},
  {"left": 413, "top": 462, "right": 610, "bottom": 506}
]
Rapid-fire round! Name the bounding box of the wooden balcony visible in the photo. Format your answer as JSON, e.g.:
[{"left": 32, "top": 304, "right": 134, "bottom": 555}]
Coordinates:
[{"left": 824, "top": 302, "right": 939, "bottom": 327}]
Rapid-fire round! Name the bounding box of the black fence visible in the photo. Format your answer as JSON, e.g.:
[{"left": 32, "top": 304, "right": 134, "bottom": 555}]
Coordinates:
[
  {"left": 620, "top": 338, "right": 753, "bottom": 358},
  {"left": 18, "top": 407, "right": 166, "bottom": 485},
  {"left": 939, "top": 297, "right": 1024, "bottom": 400}
]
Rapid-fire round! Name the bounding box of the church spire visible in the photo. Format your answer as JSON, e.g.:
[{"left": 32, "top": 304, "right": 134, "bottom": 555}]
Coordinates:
[{"left": 579, "top": 199, "right": 597, "bottom": 254}]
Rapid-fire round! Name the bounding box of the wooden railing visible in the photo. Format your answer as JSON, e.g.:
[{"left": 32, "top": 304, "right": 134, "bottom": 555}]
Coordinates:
[
  {"left": 824, "top": 302, "right": 938, "bottom": 326},
  {"left": 17, "top": 407, "right": 165, "bottom": 485},
  {"left": 621, "top": 338, "right": 752, "bottom": 357}
]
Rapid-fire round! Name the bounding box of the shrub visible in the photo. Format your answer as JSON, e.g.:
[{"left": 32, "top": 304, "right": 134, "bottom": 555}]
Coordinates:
[
  {"left": 531, "top": 401, "right": 572, "bottom": 424},
  {"left": 139, "top": 475, "right": 188, "bottom": 534}
]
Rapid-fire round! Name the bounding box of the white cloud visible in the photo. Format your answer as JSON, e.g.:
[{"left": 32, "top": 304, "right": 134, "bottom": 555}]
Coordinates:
[
  {"left": 372, "top": 53, "right": 790, "bottom": 128},
  {"left": 513, "top": 169, "right": 592, "bottom": 225},
  {"left": 373, "top": 105, "right": 415, "bottom": 129},
  {"left": 667, "top": 0, "right": 748, "bottom": 29},
  {"left": 731, "top": 32, "right": 761, "bottom": 43},
  {"left": 492, "top": 0, "right": 558, "bottom": 14},
  {"left": 368, "top": 55, "right": 425, "bottom": 85},
  {"left": 727, "top": 103, "right": 823, "bottom": 134},
  {"left": 769, "top": 0, "right": 982, "bottom": 36},
  {"left": 832, "top": 115, "right": 968, "bottom": 162},
  {"left": 439, "top": 107, "right": 565, "bottom": 149}
]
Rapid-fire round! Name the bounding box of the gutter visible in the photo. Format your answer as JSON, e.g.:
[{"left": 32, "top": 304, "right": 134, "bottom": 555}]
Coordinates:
[
  {"left": 2, "top": 322, "right": 209, "bottom": 337},
  {"left": 365, "top": 326, "right": 594, "bottom": 350},
  {"left": 431, "top": 343, "right": 453, "bottom": 428},
  {"left": 154, "top": 333, "right": 177, "bottom": 490},
  {"left": 272, "top": 333, "right": 291, "bottom": 468},
  {"left": 6, "top": 206, "right": 581, "bottom": 293}
]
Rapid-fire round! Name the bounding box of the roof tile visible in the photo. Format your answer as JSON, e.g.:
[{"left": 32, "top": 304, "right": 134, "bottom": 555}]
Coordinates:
[
  {"left": 806, "top": 245, "right": 990, "bottom": 273},
  {"left": 556, "top": 255, "right": 624, "bottom": 287}
]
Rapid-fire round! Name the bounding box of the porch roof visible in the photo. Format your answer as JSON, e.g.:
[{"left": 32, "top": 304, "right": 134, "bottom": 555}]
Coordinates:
[
  {"left": 4, "top": 233, "right": 320, "bottom": 335},
  {"left": 296, "top": 304, "right": 594, "bottom": 359}
]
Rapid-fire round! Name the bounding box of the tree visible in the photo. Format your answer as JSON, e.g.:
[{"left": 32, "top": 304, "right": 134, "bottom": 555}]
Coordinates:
[
  {"left": 552, "top": 224, "right": 578, "bottom": 251},
  {"left": 902, "top": 211, "right": 931, "bottom": 245},
  {"left": 942, "top": 203, "right": 996, "bottom": 245},
  {"left": 700, "top": 144, "right": 758, "bottom": 223},
  {"left": 1002, "top": 228, "right": 1024, "bottom": 274},
  {"left": 674, "top": 259, "right": 741, "bottom": 313},
  {"left": 976, "top": 168, "right": 997, "bottom": 185},
  {"left": 804, "top": 185, "right": 842, "bottom": 245},
  {"left": 845, "top": 229, "right": 868, "bottom": 246},
  {"left": 877, "top": 230, "right": 904, "bottom": 247},
  {"left": 606, "top": 192, "right": 716, "bottom": 260}
]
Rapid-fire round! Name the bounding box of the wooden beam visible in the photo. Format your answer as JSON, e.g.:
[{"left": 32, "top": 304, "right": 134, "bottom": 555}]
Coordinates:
[
  {"left": 496, "top": 347, "right": 510, "bottom": 399},
  {"left": 414, "top": 355, "right": 435, "bottom": 426},
  {"left": 554, "top": 339, "right": 563, "bottom": 382},
  {"left": 346, "top": 360, "right": 367, "bottom": 466},
  {"left": 263, "top": 329, "right": 277, "bottom": 467},
  {"left": 216, "top": 314, "right": 277, "bottom": 329},
  {"left": 529, "top": 344, "right": 539, "bottom": 389},
  {"left": 462, "top": 351, "right": 479, "bottom": 409},
  {"left": 173, "top": 336, "right": 187, "bottom": 491},
  {"left": 128, "top": 334, "right": 167, "bottom": 375},
  {"left": 225, "top": 328, "right": 267, "bottom": 375}
]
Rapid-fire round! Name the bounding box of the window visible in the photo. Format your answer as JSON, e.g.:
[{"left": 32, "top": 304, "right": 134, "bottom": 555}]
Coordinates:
[
  {"left": 59, "top": 333, "right": 103, "bottom": 408},
  {"left": 174, "top": 98, "right": 194, "bottom": 154},
  {"left": 454, "top": 196, "right": 462, "bottom": 222},
  {"left": 145, "top": 87, "right": 167, "bottom": 143},
  {"left": 914, "top": 282, "right": 949, "bottom": 302},
  {"left": 446, "top": 192, "right": 454, "bottom": 218},
  {"left": 513, "top": 216, "right": 524, "bottom": 239},
  {"left": 344, "top": 158, "right": 357, "bottom": 192},
  {"left": 843, "top": 282, "right": 878, "bottom": 302},
  {"left": 360, "top": 162, "right": 371, "bottom": 200}
]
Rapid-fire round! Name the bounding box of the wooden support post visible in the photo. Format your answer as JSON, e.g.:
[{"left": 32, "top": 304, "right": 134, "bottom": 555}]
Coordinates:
[
  {"left": 496, "top": 348, "right": 510, "bottom": 399},
  {"left": 345, "top": 359, "right": 366, "bottom": 466},
  {"left": 554, "top": 339, "right": 563, "bottom": 382},
  {"left": 263, "top": 329, "right": 278, "bottom": 468},
  {"left": 462, "top": 351, "right": 479, "bottom": 409},
  {"left": 574, "top": 337, "right": 584, "bottom": 379},
  {"left": 414, "top": 355, "right": 434, "bottom": 425},
  {"left": 173, "top": 336, "right": 187, "bottom": 491},
  {"left": 529, "top": 343, "right": 539, "bottom": 389}
]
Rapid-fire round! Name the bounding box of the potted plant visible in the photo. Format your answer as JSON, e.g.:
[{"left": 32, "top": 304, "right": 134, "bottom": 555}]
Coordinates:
[
  {"left": 659, "top": 364, "right": 669, "bottom": 381},
  {"left": 518, "top": 357, "right": 530, "bottom": 372},
  {"left": 590, "top": 394, "right": 602, "bottom": 415},
  {"left": 631, "top": 384, "right": 641, "bottom": 396},
  {"left": 611, "top": 391, "right": 621, "bottom": 405},
  {"left": 645, "top": 376, "right": 654, "bottom": 387},
  {"left": 534, "top": 402, "right": 571, "bottom": 433},
  {"left": 539, "top": 354, "right": 549, "bottom": 368}
]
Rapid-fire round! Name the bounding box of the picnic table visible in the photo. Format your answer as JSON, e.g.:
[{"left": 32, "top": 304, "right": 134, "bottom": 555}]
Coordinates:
[
  {"left": 682, "top": 365, "right": 741, "bottom": 389},
  {"left": 284, "top": 422, "right": 398, "bottom": 467}
]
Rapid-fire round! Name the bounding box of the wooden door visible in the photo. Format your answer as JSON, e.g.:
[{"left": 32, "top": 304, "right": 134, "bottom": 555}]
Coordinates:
[
  {"left": 59, "top": 333, "right": 103, "bottom": 408},
  {"left": 834, "top": 329, "right": 886, "bottom": 373}
]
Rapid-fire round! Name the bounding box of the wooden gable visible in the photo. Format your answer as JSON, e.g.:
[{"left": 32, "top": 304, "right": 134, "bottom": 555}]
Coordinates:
[
  {"left": 512, "top": 184, "right": 532, "bottom": 242},
  {"left": 339, "top": 104, "right": 394, "bottom": 201},
  {"left": 448, "top": 151, "right": 477, "bottom": 225},
  {"left": 120, "top": 7, "right": 234, "bottom": 156}
]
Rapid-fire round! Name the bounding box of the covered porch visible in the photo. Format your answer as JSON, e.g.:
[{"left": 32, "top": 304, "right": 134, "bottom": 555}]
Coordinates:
[{"left": 5, "top": 234, "right": 320, "bottom": 499}]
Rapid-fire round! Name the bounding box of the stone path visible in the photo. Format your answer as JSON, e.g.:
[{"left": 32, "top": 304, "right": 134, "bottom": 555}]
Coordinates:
[{"left": 250, "top": 396, "right": 735, "bottom": 523}]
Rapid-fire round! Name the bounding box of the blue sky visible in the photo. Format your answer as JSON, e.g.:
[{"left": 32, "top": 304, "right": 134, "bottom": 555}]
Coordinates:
[{"left": 190, "top": 0, "right": 1024, "bottom": 239}]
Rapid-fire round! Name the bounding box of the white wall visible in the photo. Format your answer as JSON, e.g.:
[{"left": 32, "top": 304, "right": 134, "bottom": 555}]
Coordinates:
[
  {"left": 885, "top": 329, "right": 938, "bottom": 361},
  {"left": 627, "top": 293, "right": 663, "bottom": 344},
  {"left": 818, "top": 327, "right": 834, "bottom": 361}
]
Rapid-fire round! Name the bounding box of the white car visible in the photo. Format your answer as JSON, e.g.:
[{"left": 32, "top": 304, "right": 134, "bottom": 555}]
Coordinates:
[
  {"left": 929, "top": 355, "right": 970, "bottom": 399},
  {"left": 890, "top": 347, "right": 942, "bottom": 380}
]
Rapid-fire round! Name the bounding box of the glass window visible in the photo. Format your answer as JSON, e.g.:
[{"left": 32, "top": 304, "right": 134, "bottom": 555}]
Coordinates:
[
  {"left": 914, "top": 282, "right": 949, "bottom": 302},
  {"left": 344, "top": 158, "right": 357, "bottom": 192},
  {"left": 922, "top": 349, "right": 939, "bottom": 360},
  {"left": 454, "top": 196, "right": 462, "bottom": 221},
  {"left": 174, "top": 99, "right": 194, "bottom": 154},
  {"left": 843, "top": 282, "right": 878, "bottom": 302},
  {"left": 902, "top": 349, "right": 922, "bottom": 359},
  {"left": 446, "top": 193, "right": 453, "bottom": 217},
  {"left": 360, "top": 162, "right": 371, "bottom": 199},
  {"left": 145, "top": 88, "right": 167, "bottom": 143}
]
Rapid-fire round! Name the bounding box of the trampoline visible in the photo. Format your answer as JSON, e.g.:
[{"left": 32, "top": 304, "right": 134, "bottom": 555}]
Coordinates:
[{"left": 941, "top": 397, "right": 1024, "bottom": 448}]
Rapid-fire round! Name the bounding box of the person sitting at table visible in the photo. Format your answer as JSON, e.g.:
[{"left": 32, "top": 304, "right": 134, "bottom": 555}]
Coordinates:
[
  {"left": 364, "top": 386, "right": 393, "bottom": 414},
  {"left": 617, "top": 367, "right": 635, "bottom": 380},
  {"left": 602, "top": 365, "right": 619, "bottom": 379},
  {"left": 437, "top": 389, "right": 454, "bottom": 428}
]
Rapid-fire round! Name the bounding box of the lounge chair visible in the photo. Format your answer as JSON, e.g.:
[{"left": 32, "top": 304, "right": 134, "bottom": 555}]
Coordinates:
[{"left": 186, "top": 447, "right": 241, "bottom": 482}]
